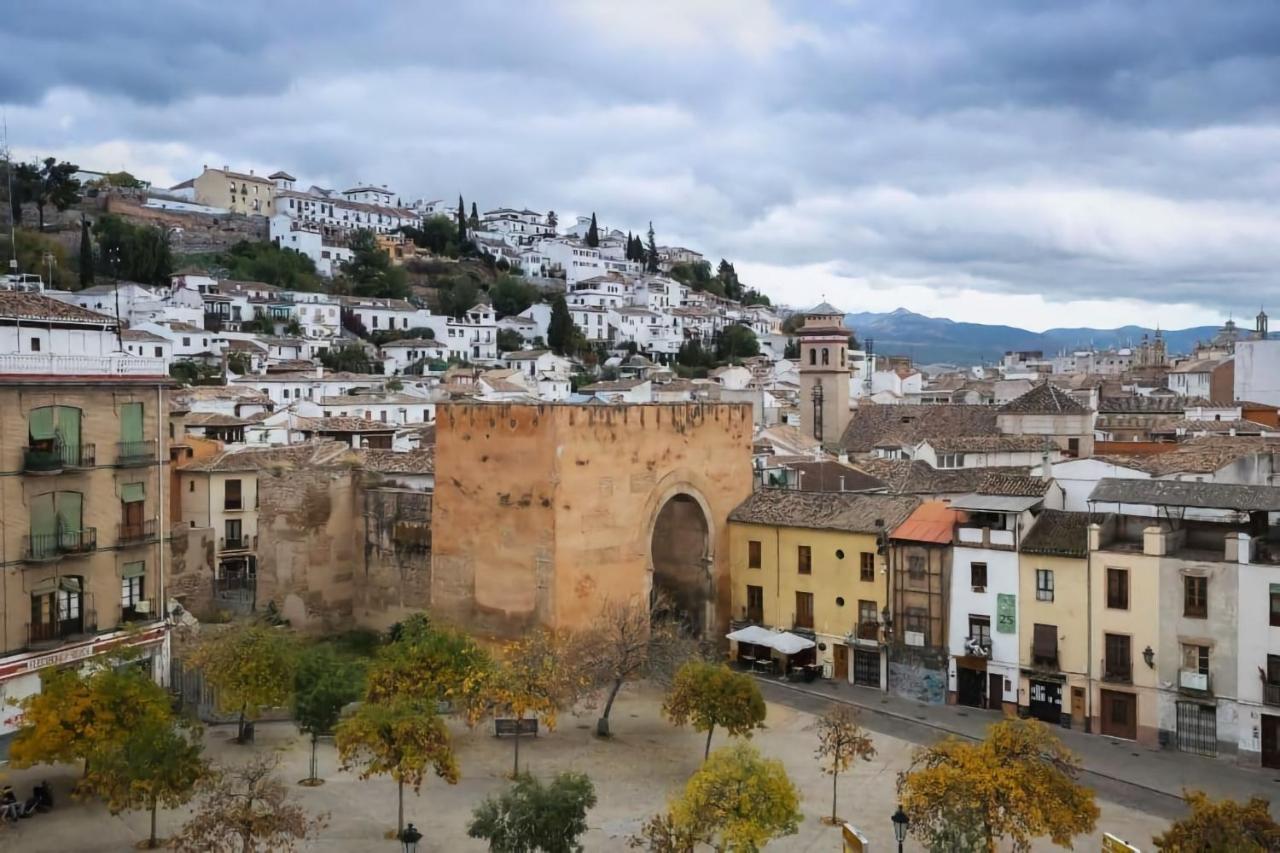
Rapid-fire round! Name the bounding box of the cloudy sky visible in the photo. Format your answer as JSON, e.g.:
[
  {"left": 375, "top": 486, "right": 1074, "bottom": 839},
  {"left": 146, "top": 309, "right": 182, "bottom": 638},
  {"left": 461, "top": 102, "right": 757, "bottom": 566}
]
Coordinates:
[{"left": 5, "top": 0, "right": 1280, "bottom": 331}]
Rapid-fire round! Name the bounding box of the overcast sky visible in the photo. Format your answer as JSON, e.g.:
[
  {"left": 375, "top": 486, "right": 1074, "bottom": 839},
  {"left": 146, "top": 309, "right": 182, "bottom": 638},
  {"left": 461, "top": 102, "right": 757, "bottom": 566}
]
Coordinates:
[{"left": 5, "top": 1, "right": 1280, "bottom": 331}]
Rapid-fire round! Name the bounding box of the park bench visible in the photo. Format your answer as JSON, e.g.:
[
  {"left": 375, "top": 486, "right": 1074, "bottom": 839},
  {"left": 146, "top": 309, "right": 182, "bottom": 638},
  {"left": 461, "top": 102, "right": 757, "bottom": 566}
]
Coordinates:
[{"left": 494, "top": 717, "right": 538, "bottom": 738}]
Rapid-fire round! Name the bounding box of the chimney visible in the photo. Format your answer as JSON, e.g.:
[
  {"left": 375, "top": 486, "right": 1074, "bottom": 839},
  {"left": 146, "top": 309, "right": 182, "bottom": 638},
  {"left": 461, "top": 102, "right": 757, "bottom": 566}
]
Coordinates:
[
  {"left": 315, "top": 364, "right": 324, "bottom": 379},
  {"left": 1040, "top": 444, "right": 1052, "bottom": 482}
]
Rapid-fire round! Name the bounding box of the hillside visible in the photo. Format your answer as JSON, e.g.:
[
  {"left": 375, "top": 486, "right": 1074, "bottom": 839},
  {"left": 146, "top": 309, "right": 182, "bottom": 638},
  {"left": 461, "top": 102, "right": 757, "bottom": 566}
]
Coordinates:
[{"left": 843, "top": 308, "right": 1217, "bottom": 365}]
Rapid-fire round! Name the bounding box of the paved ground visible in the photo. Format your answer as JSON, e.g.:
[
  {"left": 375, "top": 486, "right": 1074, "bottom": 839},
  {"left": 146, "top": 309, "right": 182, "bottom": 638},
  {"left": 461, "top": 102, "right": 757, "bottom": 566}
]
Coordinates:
[{"left": 0, "top": 682, "right": 1217, "bottom": 852}]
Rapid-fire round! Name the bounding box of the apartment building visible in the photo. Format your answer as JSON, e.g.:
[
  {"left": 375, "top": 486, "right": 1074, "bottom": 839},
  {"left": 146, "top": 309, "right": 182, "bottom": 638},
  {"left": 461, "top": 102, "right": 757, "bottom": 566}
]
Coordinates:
[
  {"left": 0, "top": 293, "right": 171, "bottom": 757},
  {"left": 192, "top": 165, "right": 277, "bottom": 216}
]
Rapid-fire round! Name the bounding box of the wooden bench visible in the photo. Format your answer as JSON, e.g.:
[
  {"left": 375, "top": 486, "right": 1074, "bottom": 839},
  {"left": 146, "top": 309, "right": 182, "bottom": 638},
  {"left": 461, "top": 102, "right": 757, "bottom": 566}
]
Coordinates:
[{"left": 494, "top": 717, "right": 538, "bottom": 738}]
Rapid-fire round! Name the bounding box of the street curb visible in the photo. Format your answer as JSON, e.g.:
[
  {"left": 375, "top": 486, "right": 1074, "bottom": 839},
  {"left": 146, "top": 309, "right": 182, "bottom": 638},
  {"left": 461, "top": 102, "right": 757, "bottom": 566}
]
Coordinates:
[{"left": 756, "top": 677, "right": 1186, "bottom": 804}]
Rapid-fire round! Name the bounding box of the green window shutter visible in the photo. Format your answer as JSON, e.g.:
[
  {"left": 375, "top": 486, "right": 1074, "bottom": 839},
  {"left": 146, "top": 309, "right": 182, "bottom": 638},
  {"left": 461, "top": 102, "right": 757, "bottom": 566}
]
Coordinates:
[
  {"left": 120, "top": 483, "right": 146, "bottom": 503},
  {"left": 57, "top": 491, "right": 83, "bottom": 532},
  {"left": 55, "top": 407, "right": 81, "bottom": 454},
  {"left": 29, "top": 493, "right": 56, "bottom": 538},
  {"left": 122, "top": 561, "right": 145, "bottom": 578},
  {"left": 120, "top": 402, "right": 144, "bottom": 444},
  {"left": 28, "top": 407, "right": 55, "bottom": 441}
]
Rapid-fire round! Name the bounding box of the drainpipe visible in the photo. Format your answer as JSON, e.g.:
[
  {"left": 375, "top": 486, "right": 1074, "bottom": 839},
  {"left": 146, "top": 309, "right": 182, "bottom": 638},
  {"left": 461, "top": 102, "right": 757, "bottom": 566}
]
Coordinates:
[{"left": 157, "top": 381, "right": 167, "bottom": 683}]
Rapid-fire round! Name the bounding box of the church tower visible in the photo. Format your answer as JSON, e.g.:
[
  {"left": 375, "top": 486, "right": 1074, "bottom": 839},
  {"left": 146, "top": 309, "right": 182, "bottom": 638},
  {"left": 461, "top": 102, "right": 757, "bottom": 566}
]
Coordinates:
[
  {"left": 1258, "top": 307, "right": 1268, "bottom": 340},
  {"left": 797, "top": 302, "right": 852, "bottom": 447}
]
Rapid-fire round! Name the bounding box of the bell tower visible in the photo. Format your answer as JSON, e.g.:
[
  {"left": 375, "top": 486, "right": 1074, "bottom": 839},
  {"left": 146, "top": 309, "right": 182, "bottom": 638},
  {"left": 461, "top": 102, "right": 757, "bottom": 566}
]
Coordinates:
[
  {"left": 1258, "top": 307, "right": 1268, "bottom": 340},
  {"left": 797, "top": 302, "right": 852, "bottom": 447}
]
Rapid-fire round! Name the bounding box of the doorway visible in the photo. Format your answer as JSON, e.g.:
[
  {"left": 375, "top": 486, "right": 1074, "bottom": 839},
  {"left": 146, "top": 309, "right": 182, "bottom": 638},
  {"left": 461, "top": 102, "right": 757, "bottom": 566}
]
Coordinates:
[
  {"left": 957, "top": 666, "right": 985, "bottom": 707},
  {"left": 1262, "top": 715, "right": 1280, "bottom": 769},
  {"left": 853, "top": 649, "right": 880, "bottom": 688},
  {"left": 1100, "top": 689, "right": 1137, "bottom": 740},
  {"left": 833, "top": 643, "right": 849, "bottom": 682},
  {"left": 1071, "top": 686, "right": 1086, "bottom": 729},
  {"left": 988, "top": 673, "right": 1004, "bottom": 711},
  {"left": 1028, "top": 680, "right": 1062, "bottom": 724},
  {"left": 1175, "top": 701, "right": 1217, "bottom": 757},
  {"left": 649, "top": 494, "right": 711, "bottom": 637}
]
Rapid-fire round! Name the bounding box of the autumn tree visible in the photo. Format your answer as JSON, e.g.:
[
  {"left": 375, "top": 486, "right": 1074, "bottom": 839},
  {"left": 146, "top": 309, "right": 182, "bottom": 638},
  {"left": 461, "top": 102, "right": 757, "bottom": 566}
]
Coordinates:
[
  {"left": 897, "top": 719, "right": 1099, "bottom": 852},
  {"left": 468, "top": 771, "right": 597, "bottom": 853},
  {"left": 365, "top": 613, "right": 493, "bottom": 725},
  {"left": 815, "top": 704, "right": 877, "bottom": 825},
  {"left": 293, "top": 644, "right": 364, "bottom": 785},
  {"left": 8, "top": 660, "right": 172, "bottom": 779},
  {"left": 335, "top": 697, "right": 459, "bottom": 836},
  {"left": 1152, "top": 789, "right": 1280, "bottom": 852},
  {"left": 189, "top": 623, "right": 299, "bottom": 743},
  {"left": 489, "top": 628, "right": 585, "bottom": 776},
  {"left": 83, "top": 717, "right": 208, "bottom": 848},
  {"left": 580, "top": 592, "right": 694, "bottom": 737},
  {"left": 663, "top": 661, "right": 766, "bottom": 760},
  {"left": 633, "top": 743, "right": 801, "bottom": 852},
  {"left": 173, "top": 754, "right": 325, "bottom": 853}
]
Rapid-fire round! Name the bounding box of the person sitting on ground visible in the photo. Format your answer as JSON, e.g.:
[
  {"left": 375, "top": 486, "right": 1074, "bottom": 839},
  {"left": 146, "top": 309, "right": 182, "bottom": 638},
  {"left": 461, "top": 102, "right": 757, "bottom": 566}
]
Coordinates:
[{"left": 33, "top": 781, "right": 53, "bottom": 812}]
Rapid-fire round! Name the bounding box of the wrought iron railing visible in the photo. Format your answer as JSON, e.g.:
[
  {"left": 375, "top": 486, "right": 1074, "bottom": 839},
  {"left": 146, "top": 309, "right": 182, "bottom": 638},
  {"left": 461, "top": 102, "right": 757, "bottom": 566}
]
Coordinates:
[{"left": 116, "top": 440, "right": 156, "bottom": 466}]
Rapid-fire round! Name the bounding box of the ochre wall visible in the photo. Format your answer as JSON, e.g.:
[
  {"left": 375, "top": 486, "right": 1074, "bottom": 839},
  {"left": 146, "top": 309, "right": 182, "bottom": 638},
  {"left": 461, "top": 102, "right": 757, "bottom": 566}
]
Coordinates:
[{"left": 432, "top": 403, "right": 753, "bottom": 637}]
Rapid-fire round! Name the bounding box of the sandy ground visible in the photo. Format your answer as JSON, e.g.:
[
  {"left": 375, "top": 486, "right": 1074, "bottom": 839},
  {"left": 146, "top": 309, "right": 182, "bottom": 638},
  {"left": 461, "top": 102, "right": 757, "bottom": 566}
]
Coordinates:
[{"left": 2, "top": 684, "right": 1167, "bottom": 851}]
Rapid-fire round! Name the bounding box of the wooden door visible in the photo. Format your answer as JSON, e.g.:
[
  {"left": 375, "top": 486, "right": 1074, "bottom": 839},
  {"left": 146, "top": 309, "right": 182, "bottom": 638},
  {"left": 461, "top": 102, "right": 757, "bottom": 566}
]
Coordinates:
[
  {"left": 988, "top": 673, "right": 1004, "bottom": 711},
  {"left": 1071, "top": 687, "right": 1086, "bottom": 726},
  {"left": 957, "top": 667, "right": 984, "bottom": 707},
  {"left": 833, "top": 643, "right": 849, "bottom": 682},
  {"left": 1101, "top": 690, "right": 1137, "bottom": 740},
  {"left": 1262, "top": 715, "right": 1280, "bottom": 770}
]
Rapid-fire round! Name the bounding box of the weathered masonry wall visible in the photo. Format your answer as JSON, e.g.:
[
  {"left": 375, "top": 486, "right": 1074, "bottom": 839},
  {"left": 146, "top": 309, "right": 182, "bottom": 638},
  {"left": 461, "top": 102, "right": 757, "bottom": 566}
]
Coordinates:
[{"left": 432, "top": 403, "right": 754, "bottom": 637}]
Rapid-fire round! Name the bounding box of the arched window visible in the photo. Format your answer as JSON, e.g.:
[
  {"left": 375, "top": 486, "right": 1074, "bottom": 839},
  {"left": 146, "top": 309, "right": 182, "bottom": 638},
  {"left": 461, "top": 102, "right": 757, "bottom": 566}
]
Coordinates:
[
  {"left": 822, "top": 348, "right": 830, "bottom": 366},
  {"left": 809, "top": 348, "right": 816, "bottom": 366}
]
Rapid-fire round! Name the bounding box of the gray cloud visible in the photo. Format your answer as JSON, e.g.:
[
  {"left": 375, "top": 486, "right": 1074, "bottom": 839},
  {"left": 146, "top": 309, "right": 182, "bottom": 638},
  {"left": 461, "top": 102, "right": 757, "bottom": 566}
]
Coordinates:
[{"left": 5, "top": 0, "right": 1280, "bottom": 324}]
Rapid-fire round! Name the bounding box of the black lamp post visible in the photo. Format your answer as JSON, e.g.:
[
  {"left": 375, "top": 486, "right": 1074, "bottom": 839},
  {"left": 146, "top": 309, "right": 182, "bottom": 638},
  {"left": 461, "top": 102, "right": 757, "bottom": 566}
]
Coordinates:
[
  {"left": 398, "top": 822, "right": 422, "bottom": 853},
  {"left": 891, "top": 804, "right": 909, "bottom": 852}
]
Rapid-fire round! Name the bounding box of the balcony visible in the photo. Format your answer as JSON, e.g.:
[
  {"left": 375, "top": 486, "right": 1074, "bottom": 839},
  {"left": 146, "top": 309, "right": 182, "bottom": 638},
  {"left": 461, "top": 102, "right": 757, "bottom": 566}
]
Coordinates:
[
  {"left": 27, "top": 608, "right": 97, "bottom": 649},
  {"left": 1179, "top": 669, "right": 1213, "bottom": 695},
  {"left": 0, "top": 353, "right": 167, "bottom": 378},
  {"left": 118, "top": 518, "right": 158, "bottom": 546},
  {"left": 1102, "top": 662, "right": 1132, "bottom": 684},
  {"left": 1029, "top": 642, "right": 1059, "bottom": 670},
  {"left": 956, "top": 526, "right": 1016, "bottom": 550},
  {"left": 963, "top": 635, "right": 992, "bottom": 658},
  {"left": 1264, "top": 681, "right": 1280, "bottom": 707},
  {"left": 116, "top": 440, "right": 156, "bottom": 466},
  {"left": 852, "top": 621, "right": 881, "bottom": 645},
  {"left": 220, "top": 535, "right": 251, "bottom": 552},
  {"left": 23, "top": 528, "right": 98, "bottom": 561},
  {"left": 22, "top": 442, "right": 95, "bottom": 474},
  {"left": 121, "top": 597, "right": 162, "bottom": 624}
]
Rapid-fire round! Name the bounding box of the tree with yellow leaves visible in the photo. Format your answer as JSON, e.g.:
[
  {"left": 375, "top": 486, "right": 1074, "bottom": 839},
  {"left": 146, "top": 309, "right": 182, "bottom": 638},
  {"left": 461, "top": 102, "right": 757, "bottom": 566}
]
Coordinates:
[
  {"left": 82, "top": 716, "right": 208, "bottom": 848},
  {"left": 1151, "top": 789, "right": 1280, "bottom": 851},
  {"left": 815, "top": 703, "right": 876, "bottom": 825},
  {"left": 8, "top": 660, "right": 171, "bottom": 780},
  {"left": 488, "top": 628, "right": 585, "bottom": 776},
  {"left": 896, "top": 718, "right": 1099, "bottom": 852},
  {"left": 632, "top": 742, "right": 801, "bottom": 852},
  {"left": 335, "top": 697, "right": 459, "bottom": 837},
  {"left": 364, "top": 613, "right": 493, "bottom": 725},
  {"left": 663, "top": 661, "right": 766, "bottom": 760},
  {"left": 189, "top": 622, "right": 298, "bottom": 743}
]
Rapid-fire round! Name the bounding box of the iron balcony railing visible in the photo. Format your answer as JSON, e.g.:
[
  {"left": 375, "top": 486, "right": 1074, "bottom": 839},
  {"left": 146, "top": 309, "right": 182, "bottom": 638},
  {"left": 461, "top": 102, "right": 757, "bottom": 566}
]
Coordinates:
[
  {"left": 1103, "top": 662, "right": 1132, "bottom": 684},
  {"left": 1264, "top": 681, "right": 1280, "bottom": 707},
  {"left": 22, "top": 442, "right": 95, "bottom": 473},
  {"left": 116, "top": 440, "right": 156, "bottom": 466},
  {"left": 23, "top": 528, "right": 98, "bottom": 561},
  {"left": 121, "top": 597, "right": 161, "bottom": 624},
  {"left": 118, "top": 518, "right": 158, "bottom": 546},
  {"left": 27, "top": 607, "right": 96, "bottom": 647},
  {"left": 855, "top": 621, "right": 881, "bottom": 642}
]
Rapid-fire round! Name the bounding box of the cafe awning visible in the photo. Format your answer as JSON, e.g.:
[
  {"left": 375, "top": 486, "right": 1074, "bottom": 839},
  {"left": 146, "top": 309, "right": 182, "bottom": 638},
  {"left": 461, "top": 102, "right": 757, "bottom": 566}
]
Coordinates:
[
  {"left": 726, "top": 625, "right": 776, "bottom": 646},
  {"left": 771, "top": 631, "right": 816, "bottom": 655}
]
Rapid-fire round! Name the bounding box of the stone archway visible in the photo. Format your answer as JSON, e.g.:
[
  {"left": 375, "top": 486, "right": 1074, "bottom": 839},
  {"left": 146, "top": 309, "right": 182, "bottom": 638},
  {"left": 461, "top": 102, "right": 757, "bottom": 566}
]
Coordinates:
[{"left": 649, "top": 492, "right": 713, "bottom": 638}]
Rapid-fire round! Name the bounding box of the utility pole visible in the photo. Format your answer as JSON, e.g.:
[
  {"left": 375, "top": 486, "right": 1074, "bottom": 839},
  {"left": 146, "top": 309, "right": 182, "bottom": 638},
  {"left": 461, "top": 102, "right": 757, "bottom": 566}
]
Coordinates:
[
  {"left": 109, "top": 246, "right": 123, "bottom": 352},
  {"left": 2, "top": 114, "right": 18, "bottom": 282}
]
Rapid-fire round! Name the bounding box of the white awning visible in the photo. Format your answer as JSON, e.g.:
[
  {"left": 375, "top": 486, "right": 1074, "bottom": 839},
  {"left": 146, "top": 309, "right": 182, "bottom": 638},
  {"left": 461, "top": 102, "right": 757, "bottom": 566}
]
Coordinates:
[
  {"left": 771, "top": 631, "right": 817, "bottom": 655},
  {"left": 726, "top": 625, "right": 776, "bottom": 646}
]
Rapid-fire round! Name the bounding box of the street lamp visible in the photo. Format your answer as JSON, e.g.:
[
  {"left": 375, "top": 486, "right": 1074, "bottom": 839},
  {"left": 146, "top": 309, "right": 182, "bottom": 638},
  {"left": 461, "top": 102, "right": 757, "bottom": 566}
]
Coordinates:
[
  {"left": 891, "top": 804, "right": 909, "bottom": 852},
  {"left": 398, "top": 823, "right": 423, "bottom": 853}
]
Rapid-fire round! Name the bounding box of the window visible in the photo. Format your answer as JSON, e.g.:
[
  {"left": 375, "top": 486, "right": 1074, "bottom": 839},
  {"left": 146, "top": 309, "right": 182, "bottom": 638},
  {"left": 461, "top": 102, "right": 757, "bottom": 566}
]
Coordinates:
[
  {"left": 747, "top": 540, "right": 761, "bottom": 569},
  {"left": 1032, "top": 623, "right": 1058, "bottom": 665},
  {"left": 1184, "top": 575, "right": 1207, "bottom": 618},
  {"left": 224, "top": 479, "right": 242, "bottom": 511},
  {"left": 970, "top": 562, "right": 988, "bottom": 590},
  {"left": 1067, "top": 438, "right": 1080, "bottom": 457},
  {"left": 797, "top": 545, "right": 811, "bottom": 575},
  {"left": 859, "top": 552, "right": 875, "bottom": 582},
  {"left": 904, "top": 606, "right": 927, "bottom": 633},
  {"left": 821, "top": 348, "right": 830, "bottom": 366},
  {"left": 795, "top": 591, "right": 814, "bottom": 629},
  {"left": 1268, "top": 654, "right": 1280, "bottom": 686},
  {"left": 938, "top": 453, "right": 965, "bottom": 469},
  {"left": 858, "top": 598, "right": 878, "bottom": 627},
  {"left": 1104, "top": 633, "right": 1131, "bottom": 681},
  {"left": 907, "top": 554, "right": 926, "bottom": 581},
  {"left": 225, "top": 519, "right": 243, "bottom": 547},
  {"left": 30, "top": 336, "right": 40, "bottom": 352},
  {"left": 1181, "top": 643, "right": 1209, "bottom": 675},
  {"left": 1107, "top": 568, "right": 1129, "bottom": 609},
  {"left": 1036, "top": 569, "right": 1054, "bottom": 602},
  {"left": 968, "top": 614, "right": 991, "bottom": 646},
  {"left": 808, "top": 349, "right": 816, "bottom": 366},
  {"left": 1272, "top": 589, "right": 1280, "bottom": 628},
  {"left": 183, "top": 337, "right": 191, "bottom": 347},
  {"left": 746, "top": 585, "right": 763, "bottom": 623},
  {"left": 121, "top": 562, "right": 144, "bottom": 610},
  {"left": 154, "top": 346, "right": 163, "bottom": 357}
]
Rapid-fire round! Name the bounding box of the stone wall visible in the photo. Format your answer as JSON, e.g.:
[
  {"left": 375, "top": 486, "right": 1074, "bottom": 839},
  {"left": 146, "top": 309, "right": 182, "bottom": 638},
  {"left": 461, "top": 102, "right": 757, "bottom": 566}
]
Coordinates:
[
  {"left": 354, "top": 487, "right": 432, "bottom": 633},
  {"left": 168, "top": 523, "right": 216, "bottom": 617},
  {"left": 103, "top": 195, "right": 268, "bottom": 254},
  {"left": 431, "top": 402, "right": 754, "bottom": 638}
]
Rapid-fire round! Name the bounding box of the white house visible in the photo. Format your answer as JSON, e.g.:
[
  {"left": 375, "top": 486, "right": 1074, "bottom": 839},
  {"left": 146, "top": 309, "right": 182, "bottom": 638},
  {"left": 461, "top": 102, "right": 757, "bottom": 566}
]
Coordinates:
[
  {"left": 580, "top": 378, "right": 652, "bottom": 403},
  {"left": 339, "top": 296, "right": 436, "bottom": 335},
  {"left": 379, "top": 338, "right": 449, "bottom": 374},
  {"left": 913, "top": 436, "right": 1063, "bottom": 470},
  {"left": 121, "top": 329, "right": 173, "bottom": 363},
  {"left": 136, "top": 321, "right": 223, "bottom": 360},
  {"left": 502, "top": 349, "right": 572, "bottom": 380}
]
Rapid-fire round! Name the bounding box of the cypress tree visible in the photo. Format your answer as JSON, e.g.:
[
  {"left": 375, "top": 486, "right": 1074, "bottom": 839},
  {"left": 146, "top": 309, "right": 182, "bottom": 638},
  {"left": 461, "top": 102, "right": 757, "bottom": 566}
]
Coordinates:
[
  {"left": 547, "top": 294, "right": 575, "bottom": 356},
  {"left": 78, "top": 215, "right": 93, "bottom": 289},
  {"left": 586, "top": 213, "right": 599, "bottom": 248},
  {"left": 645, "top": 222, "right": 659, "bottom": 273},
  {"left": 469, "top": 201, "right": 480, "bottom": 231},
  {"left": 457, "top": 195, "right": 467, "bottom": 245}
]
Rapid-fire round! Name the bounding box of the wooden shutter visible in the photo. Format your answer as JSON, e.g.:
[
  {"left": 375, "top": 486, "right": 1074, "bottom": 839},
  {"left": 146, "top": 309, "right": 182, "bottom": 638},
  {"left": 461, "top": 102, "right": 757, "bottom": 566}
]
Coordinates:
[{"left": 1033, "top": 624, "right": 1057, "bottom": 658}]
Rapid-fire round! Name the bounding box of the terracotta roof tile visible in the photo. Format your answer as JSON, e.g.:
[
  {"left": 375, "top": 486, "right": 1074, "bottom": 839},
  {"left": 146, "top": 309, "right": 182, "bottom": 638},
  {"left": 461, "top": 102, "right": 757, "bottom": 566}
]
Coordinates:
[
  {"left": 729, "top": 490, "right": 918, "bottom": 534},
  {"left": 1020, "top": 510, "right": 1090, "bottom": 558},
  {"left": 998, "top": 383, "right": 1088, "bottom": 414}
]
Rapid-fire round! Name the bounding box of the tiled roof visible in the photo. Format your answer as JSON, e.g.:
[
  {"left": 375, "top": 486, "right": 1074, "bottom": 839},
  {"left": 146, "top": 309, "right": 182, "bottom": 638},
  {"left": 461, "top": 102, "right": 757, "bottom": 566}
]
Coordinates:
[
  {"left": 581, "top": 378, "right": 648, "bottom": 392},
  {"left": 1020, "top": 510, "right": 1090, "bottom": 558},
  {"left": 998, "top": 383, "right": 1089, "bottom": 414},
  {"left": 357, "top": 448, "right": 435, "bottom": 474},
  {"left": 1097, "top": 396, "right": 1187, "bottom": 414},
  {"left": 852, "top": 460, "right": 1030, "bottom": 496},
  {"left": 978, "top": 473, "right": 1052, "bottom": 497},
  {"left": 783, "top": 460, "right": 886, "bottom": 493},
  {"left": 174, "top": 386, "right": 272, "bottom": 404},
  {"left": 925, "top": 435, "right": 1050, "bottom": 453},
  {"left": 186, "top": 412, "right": 260, "bottom": 427},
  {"left": 295, "top": 415, "right": 396, "bottom": 433},
  {"left": 838, "top": 404, "right": 999, "bottom": 453},
  {"left": 121, "top": 329, "right": 168, "bottom": 342},
  {"left": 1090, "top": 478, "right": 1280, "bottom": 512},
  {"left": 1152, "top": 418, "right": 1275, "bottom": 434},
  {"left": 729, "top": 490, "right": 918, "bottom": 534},
  {"left": 182, "top": 440, "right": 351, "bottom": 472},
  {"left": 1096, "top": 436, "right": 1278, "bottom": 475},
  {"left": 504, "top": 349, "right": 552, "bottom": 361},
  {"left": 806, "top": 302, "right": 843, "bottom": 315},
  {"left": 891, "top": 500, "right": 965, "bottom": 544},
  {"left": 0, "top": 292, "right": 115, "bottom": 324}
]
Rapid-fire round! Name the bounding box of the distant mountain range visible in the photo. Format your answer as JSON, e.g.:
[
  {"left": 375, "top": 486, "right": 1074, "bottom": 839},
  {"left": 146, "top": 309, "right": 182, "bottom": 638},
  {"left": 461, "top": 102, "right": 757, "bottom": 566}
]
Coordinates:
[{"left": 842, "top": 308, "right": 1219, "bottom": 366}]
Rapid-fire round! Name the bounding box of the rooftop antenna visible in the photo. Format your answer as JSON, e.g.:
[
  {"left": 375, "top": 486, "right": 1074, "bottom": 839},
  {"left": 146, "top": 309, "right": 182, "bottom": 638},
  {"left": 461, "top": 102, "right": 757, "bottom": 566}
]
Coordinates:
[{"left": 2, "top": 113, "right": 17, "bottom": 280}]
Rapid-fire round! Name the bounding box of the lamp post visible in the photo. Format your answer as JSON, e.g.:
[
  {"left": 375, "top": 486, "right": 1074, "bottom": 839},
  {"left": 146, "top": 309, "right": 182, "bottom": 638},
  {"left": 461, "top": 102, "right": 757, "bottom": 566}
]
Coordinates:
[
  {"left": 891, "top": 804, "right": 909, "bottom": 853},
  {"left": 398, "top": 822, "right": 422, "bottom": 853}
]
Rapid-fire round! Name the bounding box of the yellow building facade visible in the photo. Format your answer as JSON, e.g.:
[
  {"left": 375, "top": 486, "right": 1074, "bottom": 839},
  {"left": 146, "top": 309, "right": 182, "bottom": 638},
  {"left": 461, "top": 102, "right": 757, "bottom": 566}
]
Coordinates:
[
  {"left": 193, "top": 166, "right": 276, "bottom": 216},
  {"left": 728, "top": 491, "right": 918, "bottom": 686}
]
